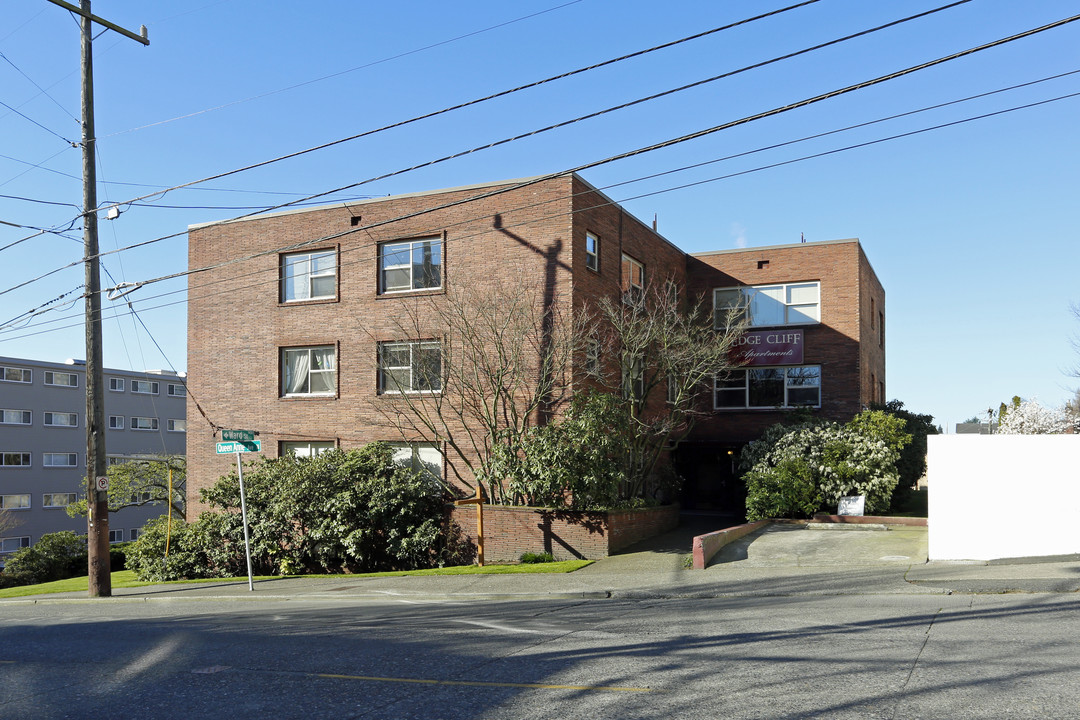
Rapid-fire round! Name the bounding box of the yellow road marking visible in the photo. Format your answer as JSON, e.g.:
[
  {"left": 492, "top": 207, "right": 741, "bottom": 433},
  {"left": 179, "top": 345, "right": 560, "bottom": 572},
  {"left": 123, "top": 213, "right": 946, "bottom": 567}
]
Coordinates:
[{"left": 316, "top": 673, "right": 656, "bottom": 693}]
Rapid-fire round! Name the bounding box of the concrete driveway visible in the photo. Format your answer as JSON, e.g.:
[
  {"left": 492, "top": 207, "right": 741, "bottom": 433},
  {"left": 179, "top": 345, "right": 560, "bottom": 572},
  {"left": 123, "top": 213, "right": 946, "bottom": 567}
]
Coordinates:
[{"left": 710, "top": 522, "right": 929, "bottom": 568}]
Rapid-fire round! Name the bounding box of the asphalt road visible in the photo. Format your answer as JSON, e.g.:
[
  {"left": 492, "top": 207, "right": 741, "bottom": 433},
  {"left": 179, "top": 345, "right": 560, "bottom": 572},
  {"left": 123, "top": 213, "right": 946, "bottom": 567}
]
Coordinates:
[{"left": 3, "top": 591, "right": 1080, "bottom": 719}]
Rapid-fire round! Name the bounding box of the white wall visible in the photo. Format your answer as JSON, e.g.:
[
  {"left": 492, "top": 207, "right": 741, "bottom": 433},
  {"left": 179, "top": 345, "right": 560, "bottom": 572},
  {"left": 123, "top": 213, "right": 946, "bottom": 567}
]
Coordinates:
[{"left": 928, "top": 435, "right": 1080, "bottom": 561}]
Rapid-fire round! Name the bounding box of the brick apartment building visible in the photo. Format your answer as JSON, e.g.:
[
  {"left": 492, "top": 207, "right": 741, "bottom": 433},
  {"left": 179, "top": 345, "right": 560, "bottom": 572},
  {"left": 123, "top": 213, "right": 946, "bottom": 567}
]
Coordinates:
[{"left": 186, "top": 173, "right": 884, "bottom": 516}]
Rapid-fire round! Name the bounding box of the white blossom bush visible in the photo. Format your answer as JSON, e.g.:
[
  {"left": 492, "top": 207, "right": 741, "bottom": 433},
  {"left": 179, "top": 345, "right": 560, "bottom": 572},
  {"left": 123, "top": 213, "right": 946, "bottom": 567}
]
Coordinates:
[
  {"left": 741, "top": 410, "right": 909, "bottom": 519},
  {"left": 997, "top": 399, "right": 1072, "bottom": 435}
]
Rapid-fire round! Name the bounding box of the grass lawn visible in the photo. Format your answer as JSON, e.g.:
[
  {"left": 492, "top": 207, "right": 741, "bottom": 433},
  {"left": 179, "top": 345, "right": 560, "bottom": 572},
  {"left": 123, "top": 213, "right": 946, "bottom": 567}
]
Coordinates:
[{"left": 0, "top": 560, "right": 594, "bottom": 599}]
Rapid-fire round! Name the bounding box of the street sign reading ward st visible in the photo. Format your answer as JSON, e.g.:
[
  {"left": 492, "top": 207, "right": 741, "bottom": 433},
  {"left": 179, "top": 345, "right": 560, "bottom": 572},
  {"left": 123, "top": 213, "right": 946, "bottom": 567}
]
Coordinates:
[
  {"left": 221, "top": 429, "right": 256, "bottom": 442},
  {"left": 216, "top": 440, "right": 261, "bottom": 454}
]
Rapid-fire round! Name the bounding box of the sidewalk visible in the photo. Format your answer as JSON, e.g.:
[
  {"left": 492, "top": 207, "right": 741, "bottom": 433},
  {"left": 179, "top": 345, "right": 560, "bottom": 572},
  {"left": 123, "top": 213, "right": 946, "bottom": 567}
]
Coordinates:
[{"left": 7, "top": 516, "right": 1080, "bottom": 603}]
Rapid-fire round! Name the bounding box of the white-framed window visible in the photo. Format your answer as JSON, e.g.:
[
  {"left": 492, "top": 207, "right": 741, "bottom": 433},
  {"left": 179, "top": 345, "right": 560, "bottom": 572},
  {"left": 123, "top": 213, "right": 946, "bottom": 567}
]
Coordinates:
[
  {"left": 44, "top": 371, "right": 78, "bottom": 387},
  {"left": 167, "top": 383, "right": 186, "bottom": 397},
  {"left": 714, "top": 365, "right": 821, "bottom": 409},
  {"left": 714, "top": 282, "right": 820, "bottom": 328},
  {"left": 281, "top": 346, "right": 336, "bottom": 396},
  {"left": 131, "top": 380, "right": 159, "bottom": 395},
  {"left": 584, "top": 339, "right": 600, "bottom": 378},
  {"left": 108, "top": 415, "right": 124, "bottom": 430},
  {"left": 43, "top": 493, "right": 77, "bottom": 508},
  {"left": 167, "top": 419, "right": 186, "bottom": 433},
  {"left": 0, "top": 537, "right": 30, "bottom": 553},
  {"left": 621, "top": 353, "right": 644, "bottom": 405},
  {"left": 43, "top": 412, "right": 78, "bottom": 428},
  {"left": 0, "top": 409, "right": 31, "bottom": 425},
  {"left": 388, "top": 442, "right": 443, "bottom": 485},
  {"left": 107, "top": 456, "right": 129, "bottom": 466},
  {"left": 108, "top": 529, "right": 124, "bottom": 544},
  {"left": 379, "top": 237, "right": 442, "bottom": 293},
  {"left": 109, "top": 378, "right": 124, "bottom": 392},
  {"left": 0, "top": 494, "right": 30, "bottom": 510},
  {"left": 43, "top": 453, "right": 78, "bottom": 467},
  {"left": 585, "top": 231, "right": 600, "bottom": 272},
  {"left": 129, "top": 528, "right": 142, "bottom": 542},
  {"left": 281, "top": 441, "right": 336, "bottom": 458},
  {"left": 667, "top": 373, "right": 678, "bottom": 404},
  {"left": 378, "top": 341, "right": 442, "bottom": 394},
  {"left": 0, "top": 452, "right": 31, "bottom": 467},
  {"left": 621, "top": 254, "right": 644, "bottom": 304},
  {"left": 282, "top": 249, "right": 337, "bottom": 302},
  {"left": 0, "top": 366, "right": 31, "bottom": 384},
  {"left": 130, "top": 417, "right": 159, "bottom": 431}
]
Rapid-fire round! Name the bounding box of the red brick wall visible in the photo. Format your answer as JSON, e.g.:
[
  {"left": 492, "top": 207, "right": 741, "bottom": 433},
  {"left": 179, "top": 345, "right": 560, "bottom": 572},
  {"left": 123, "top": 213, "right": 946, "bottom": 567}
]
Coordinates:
[
  {"left": 684, "top": 239, "right": 882, "bottom": 443},
  {"left": 448, "top": 503, "right": 680, "bottom": 561}
]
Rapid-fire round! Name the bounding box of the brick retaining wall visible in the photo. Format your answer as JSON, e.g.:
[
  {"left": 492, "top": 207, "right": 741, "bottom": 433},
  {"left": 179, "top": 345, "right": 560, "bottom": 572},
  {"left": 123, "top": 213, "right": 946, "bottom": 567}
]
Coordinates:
[{"left": 448, "top": 504, "right": 680, "bottom": 562}]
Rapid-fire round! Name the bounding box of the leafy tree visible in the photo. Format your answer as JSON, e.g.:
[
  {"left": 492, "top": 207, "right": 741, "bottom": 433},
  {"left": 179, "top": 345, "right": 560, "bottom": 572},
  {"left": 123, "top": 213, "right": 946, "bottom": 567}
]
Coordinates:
[
  {"left": 126, "top": 444, "right": 453, "bottom": 581},
  {"left": 487, "top": 391, "right": 635, "bottom": 509},
  {"left": 997, "top": 399, "right": 1072, "bottom": 434},
  {"left": 741, "top": 410, "right": 910, "bottom": 520},
  {"left": 0, "top": 531, "right": 86, "bottom": 586},
  {"left": 66, "top": 457, "right": 186, "bottom": 520},
  {"left": 869, "top": 400, "right": 939, "bottom": 510}
]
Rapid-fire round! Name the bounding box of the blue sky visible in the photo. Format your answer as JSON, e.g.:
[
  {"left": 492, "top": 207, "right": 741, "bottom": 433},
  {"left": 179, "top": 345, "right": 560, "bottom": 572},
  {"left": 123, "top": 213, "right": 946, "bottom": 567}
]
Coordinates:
[{"left": 1, "top": 0, "right": 1078, "bottom": 431}]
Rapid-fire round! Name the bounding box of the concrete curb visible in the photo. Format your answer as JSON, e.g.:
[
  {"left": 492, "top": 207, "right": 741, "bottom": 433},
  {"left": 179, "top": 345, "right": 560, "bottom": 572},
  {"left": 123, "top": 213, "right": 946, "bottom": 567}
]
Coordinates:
[{"left": 691, "top": 520, "right": 768, "bottom": 570}]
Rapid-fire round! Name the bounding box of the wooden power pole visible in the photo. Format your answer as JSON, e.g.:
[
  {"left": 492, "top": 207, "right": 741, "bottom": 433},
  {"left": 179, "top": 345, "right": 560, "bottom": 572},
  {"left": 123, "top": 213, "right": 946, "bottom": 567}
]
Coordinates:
[{"left": 44, "top": 0, "right": 148, "bottom": 597}]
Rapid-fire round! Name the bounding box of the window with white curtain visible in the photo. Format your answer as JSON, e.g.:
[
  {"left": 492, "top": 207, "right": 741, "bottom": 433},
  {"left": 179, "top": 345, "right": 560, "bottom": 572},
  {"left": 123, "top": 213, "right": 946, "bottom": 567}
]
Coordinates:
[
  {"left": 281, "top": 441, "right": 335, "bottom": 457},
  {"left": 282, "top": 250, "right": 336, "bottom": 302},
  {"left": 282, "top": 346, "right": 337, "bottom": 396},
  {"left": 387, "top": 442, "right": 443, "bottom": 485},
  {"left": 714, "top": 282, "right": 820, "bottom": 328}
]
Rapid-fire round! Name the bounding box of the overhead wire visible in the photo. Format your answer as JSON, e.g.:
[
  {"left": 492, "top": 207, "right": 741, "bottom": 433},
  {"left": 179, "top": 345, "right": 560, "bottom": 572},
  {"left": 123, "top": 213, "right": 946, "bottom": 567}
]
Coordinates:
[
  {"left": 7, "top": 79, "right": 1079, "bottom": 342},
  {"left": 2, "top": 0, "right": 988, "bottom": 295},
  {"left": 89, "top": 0, "right": 826, "bottom": 213}
]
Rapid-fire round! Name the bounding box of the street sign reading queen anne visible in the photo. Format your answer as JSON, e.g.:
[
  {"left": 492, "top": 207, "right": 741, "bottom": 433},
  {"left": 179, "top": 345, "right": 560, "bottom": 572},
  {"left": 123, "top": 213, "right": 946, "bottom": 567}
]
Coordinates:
[{"left": 731, "top": 329, "right": 804, "bottom": 366}]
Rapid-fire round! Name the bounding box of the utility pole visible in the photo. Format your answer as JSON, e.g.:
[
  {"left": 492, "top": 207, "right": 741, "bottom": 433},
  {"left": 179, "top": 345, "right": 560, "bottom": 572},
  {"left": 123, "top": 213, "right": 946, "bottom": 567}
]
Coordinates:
[{"left": 44, "top": 0, "right": 148, "bottom": 597}]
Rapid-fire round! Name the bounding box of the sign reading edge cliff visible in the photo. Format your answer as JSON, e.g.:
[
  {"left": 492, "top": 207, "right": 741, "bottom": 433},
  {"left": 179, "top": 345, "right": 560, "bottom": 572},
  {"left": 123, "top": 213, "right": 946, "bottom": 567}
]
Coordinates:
[{"left": 732, "top": 329, "right": 804, "bottom": 366}]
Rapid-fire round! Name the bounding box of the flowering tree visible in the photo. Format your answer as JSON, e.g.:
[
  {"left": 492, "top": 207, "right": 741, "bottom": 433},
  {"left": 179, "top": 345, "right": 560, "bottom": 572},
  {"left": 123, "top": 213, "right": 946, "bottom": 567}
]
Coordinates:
[{"left": 997, "top": 399, "right": 1072, "bottom": 435}]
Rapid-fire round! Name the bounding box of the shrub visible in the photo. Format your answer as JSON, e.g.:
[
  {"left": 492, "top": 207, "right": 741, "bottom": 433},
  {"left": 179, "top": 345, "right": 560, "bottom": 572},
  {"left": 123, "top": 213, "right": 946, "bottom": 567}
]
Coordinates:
[
  {"left": 744, "top": 458, "right": 820, "bottom": 520},
  {"left": 519, "top": 551, "right": 555, "bottom": 564},
  {"left": 1, "top": 531, "right": 87, "bottom": 586}
]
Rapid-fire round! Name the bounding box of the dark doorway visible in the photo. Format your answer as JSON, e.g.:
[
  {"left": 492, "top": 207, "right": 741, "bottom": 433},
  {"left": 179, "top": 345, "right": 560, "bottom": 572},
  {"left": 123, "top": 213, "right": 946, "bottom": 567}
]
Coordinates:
[{"left": 673, "top": 442, "right": 746, "bottom": 520}]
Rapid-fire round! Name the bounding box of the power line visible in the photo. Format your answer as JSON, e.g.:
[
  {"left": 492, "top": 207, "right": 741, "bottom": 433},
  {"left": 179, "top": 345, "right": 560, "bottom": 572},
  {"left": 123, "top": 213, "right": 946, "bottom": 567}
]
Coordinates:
[
  {"left": 0, "top": 96, "right": 77, "bottom": 145},
  {"left": 0, "top": 49, "right": 80, "bottom": 123},
  {"left": 5, "top": 8, "right": 1078, "bottom": 303},
  {"left": 90, "top": 0, "right": 825, "bottom": 214},
  {"left": 8, "top": 81, "right": 1079, "bottom": 342}
]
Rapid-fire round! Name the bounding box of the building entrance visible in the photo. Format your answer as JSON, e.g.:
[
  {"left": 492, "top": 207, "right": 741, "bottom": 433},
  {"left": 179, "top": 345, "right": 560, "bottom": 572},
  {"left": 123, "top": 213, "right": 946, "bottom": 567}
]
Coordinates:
[{"left": 673, "top": 443, "right": 747, "bottom": 519}]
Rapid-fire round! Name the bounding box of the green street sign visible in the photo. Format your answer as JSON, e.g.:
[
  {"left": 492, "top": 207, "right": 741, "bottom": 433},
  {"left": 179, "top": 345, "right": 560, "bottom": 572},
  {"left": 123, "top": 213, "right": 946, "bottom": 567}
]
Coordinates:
[
  {"left": 216, "top": 440, "right": 262, "bottom": 454},
  {"left": 222, "top": 429, "right": 256, "bottom": 443}
]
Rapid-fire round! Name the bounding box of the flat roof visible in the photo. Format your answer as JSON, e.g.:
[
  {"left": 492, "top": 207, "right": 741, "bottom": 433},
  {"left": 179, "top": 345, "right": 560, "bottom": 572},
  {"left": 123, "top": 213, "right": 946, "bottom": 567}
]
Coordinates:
[{"left": 690, "top": 238, "right": 861, "bottom": 257}]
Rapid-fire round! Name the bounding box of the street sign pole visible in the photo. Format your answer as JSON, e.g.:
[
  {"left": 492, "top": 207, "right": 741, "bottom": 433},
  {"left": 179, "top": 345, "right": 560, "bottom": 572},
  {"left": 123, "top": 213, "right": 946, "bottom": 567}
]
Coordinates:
[{"left": 235, "top": 450, "right": 254, "bottom": 591}]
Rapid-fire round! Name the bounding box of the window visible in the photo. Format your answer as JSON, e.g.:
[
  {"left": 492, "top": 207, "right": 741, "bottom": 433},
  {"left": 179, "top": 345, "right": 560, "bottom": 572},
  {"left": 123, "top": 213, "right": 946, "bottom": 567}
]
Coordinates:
[
  {"left": 109, "top": 416, "right": 124, "bottom": 430},
  {"left": 667, "top": 373, "right": 678, "bottom": 404},
  {"left": 585, "top": 231, "right": 600, "bottom": 272},
  {"left": 43, "top": 493, "right": 77, "bottom": 508},
  {"left": 714, "top": 282, "right": 820, "bottom": 328},
  {"left": 167, "top": 419, "right": 186, "bottom": 433},
  {"left": 44, "top": 371, "right": 78, "bottom": 387},
  {"left": 0, "top": 409, "right": 31, "bottom": 425},
  {"left": 378, "top": 341, "right": 442, "bottom": 394},
  {"left": 108, "top": 529, "right": 124, "bottom": 544},
  {"left": 131, "top": 380, "right": 158, "bottom": 394},
  {"left": 0, "top": 494, "right": 30, "bottom": 510},
  {"left": 879, "top": 311, "right": 885, "bottom": 348},
  {"left": 167, "top": 383, "right": 186, "bottom": 397},
  {"left": 0, "top": 537, "right": 30, "bottom": 554},
  {"left": 281, "top": 441, "right": 335, "bottom": 458},
  {"left": 130, "top": 417, "right": 159, "bottom": 431},
  {"left": 282, "top": 249, "right": 336, "bottom": 302},
  {"left": 621, "top": 254, "right": 644, "bottom": 304},
  {"left": 109, "top": 378, "right": 124, "bottom": 391},
  {"left": 714, "top": 365, "right": 821, "bottom": 409},
  {"left": 281, "top": 346, "right": 337, "bottom": 396},
  {"left": 388, "top": 442, "right": 443, "bottom": 485},
  {"left": 43, "top": 453, "right": 78, "bottom": 467},
  {"left": 621, "top": 353, "right": 644, "bottom": 404},
  {"left": 379, "top": 237, "right": 442, "bottom": 293},
  {"left": 1, "top": 366, "right": 31, "bottom": 383},
  {"left": 584, "top": 340, "right": 600, "bottom": 378},
  {"left": 129, "top": 528, "right": 141, "bottom": 542},
  {"left": 43, "top": 412, "right": 78, "bottom": 428},
  {"left": 0, "top": 452, "right": 31, "bottom": 467}
]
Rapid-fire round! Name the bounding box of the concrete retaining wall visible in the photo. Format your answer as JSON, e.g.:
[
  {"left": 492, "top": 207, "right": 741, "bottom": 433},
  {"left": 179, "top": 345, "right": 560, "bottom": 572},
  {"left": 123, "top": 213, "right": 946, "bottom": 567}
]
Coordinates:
[{"left": 928, "top": 435, "right": 1080, "bottom": 561}]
